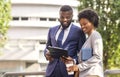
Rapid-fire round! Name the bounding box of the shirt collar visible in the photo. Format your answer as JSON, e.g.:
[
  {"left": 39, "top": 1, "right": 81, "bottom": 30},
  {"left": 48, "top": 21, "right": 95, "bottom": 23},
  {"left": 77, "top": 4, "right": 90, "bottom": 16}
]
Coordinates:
[{"left": 60, "top": 23, "right": 72, "bottom": 31}]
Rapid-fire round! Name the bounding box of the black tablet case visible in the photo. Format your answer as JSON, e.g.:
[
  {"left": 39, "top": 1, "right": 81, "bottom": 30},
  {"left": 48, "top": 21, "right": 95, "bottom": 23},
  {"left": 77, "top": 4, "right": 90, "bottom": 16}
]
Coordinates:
[{"left": 48, "top": 46, "right": 68, "bottom": 58}]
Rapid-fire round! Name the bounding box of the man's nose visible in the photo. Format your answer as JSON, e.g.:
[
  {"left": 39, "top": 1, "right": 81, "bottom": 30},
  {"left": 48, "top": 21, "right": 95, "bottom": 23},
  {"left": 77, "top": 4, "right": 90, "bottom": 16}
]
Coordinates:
[{"left": 63, "top": 18, "right": 67, "bottom": 21}]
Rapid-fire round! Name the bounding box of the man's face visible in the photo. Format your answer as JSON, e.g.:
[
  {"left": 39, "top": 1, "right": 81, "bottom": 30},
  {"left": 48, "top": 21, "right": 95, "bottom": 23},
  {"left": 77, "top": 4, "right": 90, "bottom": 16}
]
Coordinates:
[{"left": 59, "top": 11, "right": 73, "bottom": 29}]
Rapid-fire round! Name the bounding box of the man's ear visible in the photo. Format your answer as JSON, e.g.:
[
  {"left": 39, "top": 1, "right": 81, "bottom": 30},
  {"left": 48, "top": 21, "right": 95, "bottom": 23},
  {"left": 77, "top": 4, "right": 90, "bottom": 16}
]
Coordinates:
[{"left": 71, "top": 14, "right": 73, "bottom": 19}]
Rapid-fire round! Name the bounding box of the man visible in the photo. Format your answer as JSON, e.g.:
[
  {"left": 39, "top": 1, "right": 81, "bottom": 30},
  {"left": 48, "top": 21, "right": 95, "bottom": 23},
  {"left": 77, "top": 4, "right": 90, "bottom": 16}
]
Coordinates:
[{"left": 44, "top": 5, "right": 86, "bottom": 77}]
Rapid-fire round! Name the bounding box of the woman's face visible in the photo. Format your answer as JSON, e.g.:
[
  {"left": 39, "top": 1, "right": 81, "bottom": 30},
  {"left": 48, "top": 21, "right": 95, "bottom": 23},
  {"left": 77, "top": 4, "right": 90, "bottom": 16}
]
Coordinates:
[{"left": 79, "top": 18, "right": 95, "bottom": 36}]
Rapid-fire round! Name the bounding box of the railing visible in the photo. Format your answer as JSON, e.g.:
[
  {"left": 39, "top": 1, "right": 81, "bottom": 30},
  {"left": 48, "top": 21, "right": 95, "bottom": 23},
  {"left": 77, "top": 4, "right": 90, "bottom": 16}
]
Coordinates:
[
  {"left": 104, "top": 69, "right": 120, "bottom": 77},
  {"left": 0, "top": 71, "right": 45, "bottom": 77},
  {"left": 1, "top": 69, "right": 120, "bottom": 77}
]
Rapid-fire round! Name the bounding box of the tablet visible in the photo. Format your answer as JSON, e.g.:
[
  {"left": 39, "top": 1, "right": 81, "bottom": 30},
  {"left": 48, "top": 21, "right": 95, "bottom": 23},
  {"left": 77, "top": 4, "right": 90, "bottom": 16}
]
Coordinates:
[{"left": 47, "top": 46, "right": 68, "bottom": 58}]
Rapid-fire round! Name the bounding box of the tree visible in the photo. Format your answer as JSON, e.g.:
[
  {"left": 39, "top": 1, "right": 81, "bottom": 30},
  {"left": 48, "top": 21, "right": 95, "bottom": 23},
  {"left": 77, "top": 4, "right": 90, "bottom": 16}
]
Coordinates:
[
  {"left": 78, "top": 0, "right": 120, "bottom": 69},
  {"left": 0, "top": 0, "right": 11, "bottom": 48}
]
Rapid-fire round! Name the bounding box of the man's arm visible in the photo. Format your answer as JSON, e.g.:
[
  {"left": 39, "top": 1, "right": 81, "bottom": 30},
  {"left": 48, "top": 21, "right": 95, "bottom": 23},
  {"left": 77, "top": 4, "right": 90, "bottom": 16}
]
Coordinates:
[{"left": 43, "top": 28, "right": 53, "bottom": 61}]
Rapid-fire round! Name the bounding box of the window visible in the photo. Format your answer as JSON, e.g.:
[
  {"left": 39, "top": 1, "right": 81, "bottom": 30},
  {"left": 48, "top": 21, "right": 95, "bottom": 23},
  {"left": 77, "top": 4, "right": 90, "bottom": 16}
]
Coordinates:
[
  {"left": 21, "top": 17, "right": 28, "bottom": 20},
  {"left": 40, "top": 18, "right": 47, "bottom": 21},
  {"left": 49, "top": 18, "right": 56, "bottom": 21},
  {"left": 12, "top": 17, "right": 19, "bottom": 20},
  {"left": 39, "top": 41, "right": 46, "bottom": 44}
]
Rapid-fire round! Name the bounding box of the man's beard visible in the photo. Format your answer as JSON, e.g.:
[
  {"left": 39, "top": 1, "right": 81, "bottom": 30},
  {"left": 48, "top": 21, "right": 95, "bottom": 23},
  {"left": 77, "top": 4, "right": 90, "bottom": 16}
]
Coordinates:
[{"left": 61, "top": 21, "right": 71, "bottom": 29}]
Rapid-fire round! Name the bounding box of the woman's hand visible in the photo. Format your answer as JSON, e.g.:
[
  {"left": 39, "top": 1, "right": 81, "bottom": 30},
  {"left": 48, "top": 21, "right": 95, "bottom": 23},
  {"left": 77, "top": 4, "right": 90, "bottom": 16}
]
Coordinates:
[{"left": 67, "top": 65, "right": 79, "bottom": 72}]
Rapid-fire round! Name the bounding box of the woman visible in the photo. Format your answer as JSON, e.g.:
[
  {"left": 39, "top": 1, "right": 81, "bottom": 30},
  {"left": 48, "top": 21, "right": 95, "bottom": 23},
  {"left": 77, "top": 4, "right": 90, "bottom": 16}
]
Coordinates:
[{"left": 67, "top": 8, "right": 104, "bottom": 77}]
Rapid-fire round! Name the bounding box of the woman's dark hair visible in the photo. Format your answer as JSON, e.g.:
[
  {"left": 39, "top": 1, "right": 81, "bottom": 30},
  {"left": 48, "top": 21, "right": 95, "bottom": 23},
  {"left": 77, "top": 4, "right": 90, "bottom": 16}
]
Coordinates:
[
  {"left": 60, "top": 5, "right": 73, "bottom": 13},
  {"left": 78, "top": 8, "right": 99, "bottom": 27}
]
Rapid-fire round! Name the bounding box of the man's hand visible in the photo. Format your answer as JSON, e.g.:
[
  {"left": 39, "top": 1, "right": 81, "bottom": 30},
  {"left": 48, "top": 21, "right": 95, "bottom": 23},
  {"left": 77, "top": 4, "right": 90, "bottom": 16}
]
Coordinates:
[
  {"left": 45, "top": 49, "right": 54, "bottom": 62},
  {"left": 60, "top": 56, "right": 74, "bottom": 64}
]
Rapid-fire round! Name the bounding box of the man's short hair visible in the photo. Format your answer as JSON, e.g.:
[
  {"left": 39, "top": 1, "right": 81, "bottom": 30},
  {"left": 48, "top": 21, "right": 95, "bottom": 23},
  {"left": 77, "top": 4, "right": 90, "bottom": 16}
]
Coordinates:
[{"left": 60, "top": 5, "right": 73, "bottom": 13}]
